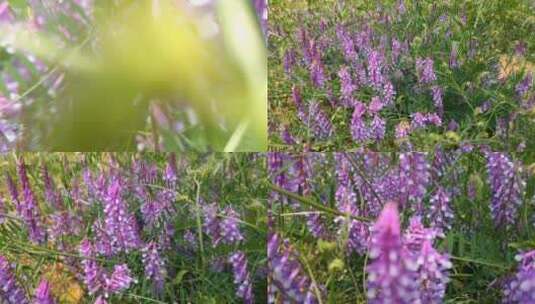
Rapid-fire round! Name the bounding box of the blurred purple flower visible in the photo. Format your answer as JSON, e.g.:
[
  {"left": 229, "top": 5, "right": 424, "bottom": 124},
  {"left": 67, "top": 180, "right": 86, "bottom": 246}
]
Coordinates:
[
  {"left": 103, "top": 178, "right": 142, "bottom": 253},
  {"left": 105, "top": 264, "right": 134, "bottom": 294},
  {"left": 17, "top": 159, "right": 45, "bottom": 244},
  {"left": 336, "top": 24, "right": 356, "bottom": 61},
  {"left": 428, "top": 187, "right": 454, "bottom": 232},
  {"left": 202, "top": 203, "right": 221, "bottom": 247},
  {"left": 0, "top": 255, "right": 28, "bottom": 304},
  {"left": 516, "top": 72, "right": 533, "bottom": 98},
  {"left": 367, "top": 50, "right": 384, "bottom": 90},
  {"left": 309, "top": 101, "right": 333, "bottom": 139},
  {"left": 351, "top": 102, "right": 369, "bottom": 142},
  {"left": 229, "top": 251, "right": 254, "bottom": 304},
  {"left": 415, "top": 58, "right": 436, "bottom": 84},
  {"left": 283, "top": 49, "right": 296, "bottom": 75},
  {"left": 370, "top": 115, "right": 386, "bottom": 141},
  {"left": 504, "top": 250, "right": 535, "bottom": 303},
  {"left": 219, "top": 206, "right": 244, "bottom": 245},
  {"left": 33, "top": 280, "right": 55, "bottom": 304},
  {"left": 142, "top": 242, "right": 166, "bottom": 293},
  {"left": 338, "top": 66, "right": 355, "bottom": 105},
  {"left": 268, "top": 233, "right": 319, "bottom": 303},
  {"left": 367, "top": 203, "right": 420, "bottom": 303},
  {"left": 416, "top": 240, "right": 452, "bottom": 303},
  {"left": 485, "top": 152, "right": 525, "bottom": 229},
  {"left": 431, "top": 86, "right": 444, "bottom": 116},
  {"left": 398, "top": 153, "right": 430, "bottom": 209}
]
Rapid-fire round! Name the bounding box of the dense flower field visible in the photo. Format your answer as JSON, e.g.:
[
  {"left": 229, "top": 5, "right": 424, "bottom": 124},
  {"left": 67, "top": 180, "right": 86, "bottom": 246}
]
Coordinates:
[
  {"left": 0, "top": 153, "right": 267, "bottom": 303},
  {"left": 267, "top": 150, "right": 535, "bottom": 303},
  {"left": 0, "top": 0, "right": 267, "bottom": 151},
  {"left": 268, "top": 0, "right": 535, "bottom": 151}
]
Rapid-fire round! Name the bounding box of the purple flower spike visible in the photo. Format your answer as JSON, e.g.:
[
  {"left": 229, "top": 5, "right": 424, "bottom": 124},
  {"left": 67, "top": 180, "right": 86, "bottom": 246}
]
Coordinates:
[
  {"left": 398, "top": 153, "right": 430, "bottom": 209},
  {"left": 338, "top": 66, "right": 355, "bottom": 105},
  {"left": 351, "top": 102, "right": 369, "bottom": 142},
  {"left": 309, "top": 102, "right": 333, "bottom": 139},
  {"left": 417, "top": 240, "right": 452, "bottom": 303},
  {"left": 367, "top": 50, "right": 384, "bottom": 90},
  {"left": 103, "top": 178, "right": 142, "bottom": 253},
  {"left": 203, "top": 203, "right": 221, "bottom": 246},
  {"left": 79, "top": 239, "right": 103, "bottom": 295},
  {"left": 428, "top": 187, "right": 454, "bottom": 232},
  {"left": 229, "top": 251, "right": 254, "bottom": 304},
  {"left": 0, "top": 255, "right": 29, "bottom": 304},
  {"left": 403, "top": 216, "right": 442, "bottom": 253},
  {"left": 33, "top": 280, "right": 55, "bottom": 304},
  {"left": 504, "top": 250, "right": 535, "bottom": 303},
  {"left": 219, "top": 206, "right": 244, "bottom": 245},
  {"left": 367, "top": 202, "right": 420, "bottom": 303},
  {"left": 268, "top": 233, "right": 319, "bottom": 303},
  {"left": 105, "top": 264, "right": 134, "bottom": 294},
  {"left": 336, "top": 25, "right": 356, "bottom": 61},
  {"left": 17, "top": 159, "right": 45, "bottom": 244},
  {"left": 415, "top": 57, "right": 437, "bottom": 84},
  {"left": 485, "top": 152, "right": 525, "bottom": 229},
  {"left": 142, "top": 242, "right": 166, "bottom": 293}
]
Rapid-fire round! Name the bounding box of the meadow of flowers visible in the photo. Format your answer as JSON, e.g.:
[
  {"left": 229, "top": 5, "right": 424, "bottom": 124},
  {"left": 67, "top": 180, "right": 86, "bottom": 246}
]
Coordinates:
[
  {"left": 267, "top": 150, "right": 535, "bottom": 303},
  {"left": 269, "top": 0, "right": 535, "bottom": 151},
  {"left": 0, "top": 153, "right": 267, "bottom": 303}
]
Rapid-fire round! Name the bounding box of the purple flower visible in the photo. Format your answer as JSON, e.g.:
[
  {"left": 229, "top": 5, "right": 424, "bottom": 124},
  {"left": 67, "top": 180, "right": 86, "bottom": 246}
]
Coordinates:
[
  {"left": 428, "top": 187, "right": 454, "bottom": 232},
  {"left": 203, "top": 203, "right": 221, "bottom": 247},
  {"left": 370, "top": 115, "right": 386, "bottom": 141},
  {"left": 252, "top": 0, "right": 267, "bottom": 37},
  {"left": 366, "top": 202, "right": 420, "bottom": 303},
  {"left": 382, "top": 81, "right": 395, "bottom": 105},
  {"left": 367, "top": 50, "right": 384, "bottom": 89},
  {"left": 184, "top": 230, "right": 197, "bottom": 249},
  {"left": 105, "top": 264, "right": 134, "bottom": 294},
  {"left": 351, "top": 102, "right": 369, "bottom": 142},
  {"left": 306, "top": 212, "right": 326, "bottom": 239},
  {"left": 163, "top": 153, "right": 178, "bottom": 188},
  {"left": 41, "top": 165, "right": 63, "bottom": 209},
  {"left": 79, "top": 239, "right": 104, "bottom": 295},
  {"left": 415, "top": 57, "right": 437, "bottom": 84},
  {"left": 292, "top": 86, "right": 307, "bottom": 123},
  {"left": 142, "top": 242, "right": 166, "bottom": 293},
  {"left": 17, "top": 159, "right": 45, "bottom": 244},
  {"left": 448, "top": 119, "right": 459, "bottom": 131},
  {"left": 336, "top": 24, "right": 357, "bottom": 61},
  {"left": 283, "top": 49, "right": 297, "bottom": 75},
  {"left": 94, "top": 296, "right": 107, "bottom": 304},
  {"left": 516, "top": 72, "right": 533, "bottom": 98},
  {"left": 309, "top": 56, "right": 326, "bottom": 88},
  {"left": 485, "top": 152, "right": 525, "bottom": 229},
  {"left": 102, "top": 178, "right": 142, "bottom": 253},
  {"left": 268, "top": 233, "right": 319, "bottom": 303},
  {"left": 504, "top": 250, "right": 535, "bottom": 303},
  {"left": 368, "top": 97, "right": 384, "bottom": 114},
  {"left": 219, "top": 206, "right": 244, "bottom": 245},
  {"left": 229, "top": 251, "right": 254, "bottom": 304},
  {"left": 403, "top": 216, "right": 442, "bottom": 253},
  {"left": 431, "top": 85, "right": 444, "bottom": 116},
  {"left": 398, "top": 153, "right": 430, "bottom": 209},
  {"left": 0, "top": 255, "right": 28, "bottom": 304},
  {"left": 33, "top": 280, "right": 55, "bottom": 304},
  {"left": 338, "top": 66, "right": 355, "bottom": 105},
  {"left": 309, "top": 101, "right": 333, "bottom": 139},
  {"left": 395, "top": 121, "right": 411, "bottom": 138},
  {"left": 416, "top": 240, "right": 452, "bottom": 303}
]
